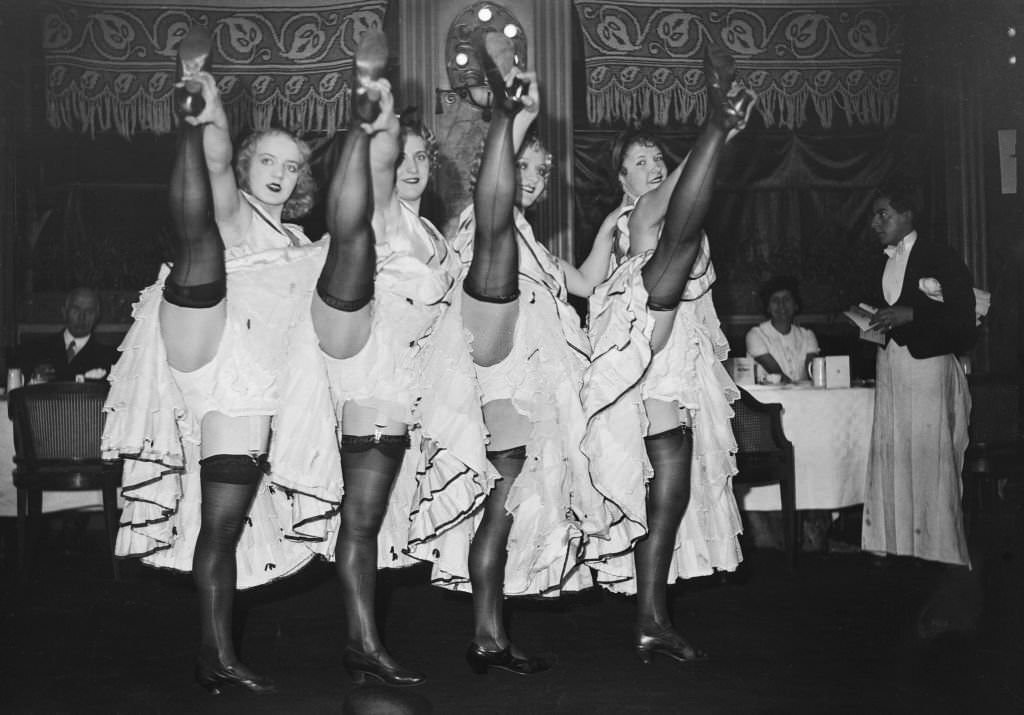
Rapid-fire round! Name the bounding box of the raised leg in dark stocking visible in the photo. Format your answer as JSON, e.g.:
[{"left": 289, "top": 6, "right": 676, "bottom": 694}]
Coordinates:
[
  {"left": 336, "top": 436, "right": 425, "bottom": 687},
  {"left": 633, "top": 427, "right": 707, "bottom": 664},
  {"left": 463, "top": 34, "right": 522, "bottom": 305},
  {"left": 165, "top": 122, "right": 225, "bottom": 309},
  {"left": 641, "top": 46, "right": 752, "bottom": 311},
  {"left": 193, "top": 454, "right": 276, "bottom": 694}
]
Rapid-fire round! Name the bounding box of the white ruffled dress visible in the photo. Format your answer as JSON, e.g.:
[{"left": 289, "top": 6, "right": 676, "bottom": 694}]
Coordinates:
[
  {"left": 581, "top": 217, "right": 744, "bottom": 594},
  {"left": 413, "top": 206, "right": 604, "bottom": 598},
  {"left": 103, "top": 196, "right": 341, "bottom": 589},
  {"left": 319, "top": 204, "right": 493, "bottom": 570}
]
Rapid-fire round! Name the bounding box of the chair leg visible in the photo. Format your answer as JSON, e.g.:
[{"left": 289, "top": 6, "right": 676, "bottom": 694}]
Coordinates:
[
  {"left": 25, "top": 489, "right": 43, "bottom": 578},
  {"left": 16, "top": 488, "right": 28, "bottom": 577},
  {"left": 779, "top": 472, "right": 798, "bottom": 570},
  {"left": 101, "top": 486, "right": 120, "bottom": 581}
]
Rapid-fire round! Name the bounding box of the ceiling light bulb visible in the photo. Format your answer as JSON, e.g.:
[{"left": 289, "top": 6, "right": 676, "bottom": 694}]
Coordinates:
[
  {"left": 455, "top": 52, "right": 469, "bottom": 67},
  {"left": 504, "top": 24, "right": 518, "bottom": 38},
  {"left": 478, "top": 7, "right": 493, "bottom": 22}
]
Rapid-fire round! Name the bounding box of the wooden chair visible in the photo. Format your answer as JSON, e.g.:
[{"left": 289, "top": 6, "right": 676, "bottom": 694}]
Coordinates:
[
  {"left": 731, "top": 387, "right": 799, "bottom": 569},
  {"left": 7, "top": 381, "right": 122, "bottom": 580},
  {"left": 963, "top": 373, "right": 1023, "bottom": 536}
]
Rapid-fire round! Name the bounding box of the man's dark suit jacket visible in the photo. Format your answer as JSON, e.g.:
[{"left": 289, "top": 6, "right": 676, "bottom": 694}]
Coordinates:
[
  {"left": 871, "top": 235, "right": 977, "bottom": 359},
  {"left": 17, "top": 332, "right": 119, "bottom": 382}
]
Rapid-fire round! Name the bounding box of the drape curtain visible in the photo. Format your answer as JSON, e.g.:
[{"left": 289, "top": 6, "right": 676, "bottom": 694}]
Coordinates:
[
  {"left": 573, "top": 0, "right": 906, "bottom": 129},
  {"left": 42, "top": 0, "right": 387, "bottom": 137}
]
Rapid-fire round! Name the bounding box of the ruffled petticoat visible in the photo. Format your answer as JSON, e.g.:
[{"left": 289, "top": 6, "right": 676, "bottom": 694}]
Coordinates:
[
  {"left": 321, "top": 208, "right": 493, "bottom": 570},
  {"left": 412, "top": 207, "right": 602, "bottom": 598},
  {"left": 581, "top": 237, "right": 743, "bottom": 594},
  {"left": 103, "top": 241, "right": 342, "bottom": 589}
]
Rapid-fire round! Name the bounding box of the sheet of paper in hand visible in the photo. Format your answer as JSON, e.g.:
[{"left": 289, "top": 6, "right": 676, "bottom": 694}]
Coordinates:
[{"left": 843, "top": 303, "right": 886, "bottom": 345}]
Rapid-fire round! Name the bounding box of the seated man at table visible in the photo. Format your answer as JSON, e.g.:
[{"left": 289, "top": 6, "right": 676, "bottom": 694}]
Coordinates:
[
  {"left": 746, "top": 276, "right": 820, "bottom": 383},
  {"left": 16, "top": 286, "right": 119, "bottom": 383}
]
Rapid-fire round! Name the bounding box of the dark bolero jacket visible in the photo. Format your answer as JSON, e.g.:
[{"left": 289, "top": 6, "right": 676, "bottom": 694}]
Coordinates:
[{"left": 871, "top": 236, "right": 977, "bottom": 359}]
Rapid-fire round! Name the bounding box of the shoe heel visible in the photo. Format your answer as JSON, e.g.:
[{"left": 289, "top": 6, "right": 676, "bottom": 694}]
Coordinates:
[
  {"left": 346, "top": 667, "right": 368, "bottom": 685},
  {"left": 194, "top": 667, "right": 223, "bottom": 695},
  {"left": 466, "top": 656, "right": 489, "bottom": 675}
]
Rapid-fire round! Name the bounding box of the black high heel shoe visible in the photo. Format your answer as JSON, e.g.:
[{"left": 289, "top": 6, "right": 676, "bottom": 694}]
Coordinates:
[
  {"left": 703, "top": 45, "right": 756, "bottom": 131},
  {"left": 174, "top": 25, "right": 213, "bottom": 119},
  {"left": 476, "top": 31, "right": 526, "bottom": 115},
  {"left": 634, "top": 627, "right": 709, "bottom": 665},
  {"left": 352, "top": 29, "right": 388, "bottom": 124},
  {"left": 342, "top": 647, "right": 426, "bottom": 687},
  {"left": 465, "top": 643, "right": 553, "bottom": 676},
  {"left": 194, "top": 657, "right": 277, "bottom": 695}
]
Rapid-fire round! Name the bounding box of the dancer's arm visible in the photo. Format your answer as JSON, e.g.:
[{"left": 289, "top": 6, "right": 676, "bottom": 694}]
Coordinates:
[
  {"left": 186, "top": 72, "right": 250, "bottom": 246},
  {"left": 511, "top": 71, "right": 539, "bottom": 153},
  {"left": 366, "top": 85, "right": 401, "bottom": 230},
  {"left": 561, "top": 209, "right": 617, "bottom": 297}
]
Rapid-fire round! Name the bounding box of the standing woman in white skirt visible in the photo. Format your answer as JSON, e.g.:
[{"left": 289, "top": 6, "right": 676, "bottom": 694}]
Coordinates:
[
  {"left": 419, "top": 33, "right": 604, "bottom": 676},
  {"left": 310, "top": 31, "right": 489, "bottom": 688},
  {"left": 104, "top": 26, "right": 331, "bottom": 695},
  {"left": 582, "top": 47, "right": 756, "bottom": 664}
]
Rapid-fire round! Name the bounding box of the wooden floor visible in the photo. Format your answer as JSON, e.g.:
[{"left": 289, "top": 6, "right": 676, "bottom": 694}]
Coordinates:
[{"left": 1, "top": 497, "right": 1022, "bottom": 715}]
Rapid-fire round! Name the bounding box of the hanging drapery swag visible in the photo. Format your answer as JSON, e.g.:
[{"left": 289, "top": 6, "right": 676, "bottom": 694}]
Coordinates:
[
  {"left": 574, "top": 0, "right": 905, "bottom": 129},
  {"left": 41, "top": 0, "right": 388, "bottom": 137}
]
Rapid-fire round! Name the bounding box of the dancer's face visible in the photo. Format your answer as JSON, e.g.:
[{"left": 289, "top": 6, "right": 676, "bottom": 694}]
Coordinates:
[
  {"left": 619, "top": 141, "right": 665, "bottom": 201},
  {"left": 516, "top": 143, "right": 550, "bottom": 210},
  {"left": 246, "top": 133, "right": 303, "bottom": 208},
  {"left": 397, "top": 134, "right": 430, "bottom": 203}
]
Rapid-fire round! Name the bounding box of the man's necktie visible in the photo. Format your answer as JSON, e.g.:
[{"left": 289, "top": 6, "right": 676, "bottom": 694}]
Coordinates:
[{"left": 66, "top": 342, "right": 77, "bottom": 363}]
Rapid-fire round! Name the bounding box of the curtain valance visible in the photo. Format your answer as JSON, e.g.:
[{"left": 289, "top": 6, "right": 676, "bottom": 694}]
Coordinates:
[
  {"left": 42, "top": 0, "right": 387, "bottom": 137},
  {"left": 574, "top": 0, "right": 905, "bottom": 129}
]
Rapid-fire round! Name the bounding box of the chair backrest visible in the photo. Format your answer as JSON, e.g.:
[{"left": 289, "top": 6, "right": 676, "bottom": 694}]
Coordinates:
[
  {"left": 967, "top": 374, "right": 1021, "bottom": 447},
  {"left": 731, "top": 388, "right": 791, "bottom": 454},
  {"left": 7, "top": 382, "right": 109, "bottom": 462}
]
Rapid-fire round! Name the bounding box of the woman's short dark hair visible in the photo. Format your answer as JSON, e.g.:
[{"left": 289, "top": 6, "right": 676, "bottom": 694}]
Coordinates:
[
  {"left": 759, "top": 275, "right": 803, "bottom": 314},
  {"left": 873, "top": 180, "right": 920, "bottom": 219},
  {"left": 234, "top": 128, "right": 316, "bottom": 220},
  {"left": 609, "top": 128, "right": 666, "bottom": 177}
]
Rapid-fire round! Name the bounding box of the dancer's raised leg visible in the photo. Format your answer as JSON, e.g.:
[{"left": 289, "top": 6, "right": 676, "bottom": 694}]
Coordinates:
[
  {"left": 160, "top": 27, "right": 225, "bottom": 371},
  {"left": 311, "top": 29, "right": 388, "bottom": 359},
  {"left": 461, "top": 32, "right": 525, "bottom": 367}
]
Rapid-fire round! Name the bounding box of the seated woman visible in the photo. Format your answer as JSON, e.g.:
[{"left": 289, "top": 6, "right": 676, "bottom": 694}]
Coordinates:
[{"left": 745, "top": 276, "right": 819, "bottom": 383}]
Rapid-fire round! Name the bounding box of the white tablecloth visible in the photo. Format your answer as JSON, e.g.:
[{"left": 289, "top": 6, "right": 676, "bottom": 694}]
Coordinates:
[
  {"left": 735, "top": 384, "right": 875, "bottom": 511},
  {"left": 0, "top": 396, "right": 104, "bottom": 516}
]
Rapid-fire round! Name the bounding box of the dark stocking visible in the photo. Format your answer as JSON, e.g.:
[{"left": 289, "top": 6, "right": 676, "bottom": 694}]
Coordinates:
[
  {"left": 165, "top": 123, "right": 225, "bottom": 309},
  {"left": 336, "top": 437, "right": 407, "bottom": 654},
  {"left": 635, "top": 428, "right": 693, "bottom": 631},
  {"left": 469, "top": 446, "right": 527, "bottom": 648},
  {"left": 316, "top": 122, "right": 376, "bottom": 312},
  {"left": 640, "top": 121, "right": 726, "bottom": 310},
  {"left": 463, "top": 48, "right": 520, "bottom": 304},
  {"left": 194, "top": 454, "right": 264, "bottom": 667}
]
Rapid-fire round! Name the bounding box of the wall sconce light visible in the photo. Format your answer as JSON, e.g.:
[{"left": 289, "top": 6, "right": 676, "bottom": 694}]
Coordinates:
[{"left": 435, "top": 2, "right": 527, "bottom": 118}]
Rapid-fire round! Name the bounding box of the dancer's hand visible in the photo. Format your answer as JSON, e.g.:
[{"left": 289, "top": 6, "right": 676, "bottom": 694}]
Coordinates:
[
  {"left": 512, "top": 70, "right": 539, "bottom": 152},
  {"left": 723, "top": 84, "right": 757, "bottom": 140},
  {"left": 181, "top": 72, "right": 228, "bottom": 130},
  {"left": 359, "top": 78, "right": 395, "bottom": 136}
]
